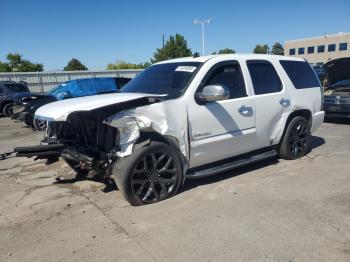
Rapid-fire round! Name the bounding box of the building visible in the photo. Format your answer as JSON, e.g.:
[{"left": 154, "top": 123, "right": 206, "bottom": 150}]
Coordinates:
[{"left": 284, "top": 32, "right": 350, "bottom": 65}]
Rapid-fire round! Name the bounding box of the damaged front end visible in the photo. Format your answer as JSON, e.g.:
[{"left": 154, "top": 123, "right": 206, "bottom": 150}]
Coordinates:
[{"left": 14, "top": 96, "right": 164, "bottom": 179}]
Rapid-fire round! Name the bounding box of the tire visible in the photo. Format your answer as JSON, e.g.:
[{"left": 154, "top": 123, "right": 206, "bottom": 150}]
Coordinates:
[
  {"left": 63, "top": 158, "right": 89, "bottom": 176},
  {"left": 279, "top": 116, "right": 310, "bottom": 160},
  {"left": 113, "top": 141, "right": 183, "bottom": 206},
  {"left": 2, "top": 103, "right": 14, "bottom": 117},
  {"left": 33, "top": 118, "right": 47, "bottom": 131}
]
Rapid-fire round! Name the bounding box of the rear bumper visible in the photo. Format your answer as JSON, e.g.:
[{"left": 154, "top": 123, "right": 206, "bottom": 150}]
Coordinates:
[
  {"left": 311, "top": 111, "right": 325, "bottom": 133},
  {"left": 323, "top": 103, "right": 350, "bottom": 114}
]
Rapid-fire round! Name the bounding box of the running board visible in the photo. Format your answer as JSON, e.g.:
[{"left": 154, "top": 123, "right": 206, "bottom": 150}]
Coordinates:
[{"left": 187, "top": 149, "right": 277, "bottom": 179}]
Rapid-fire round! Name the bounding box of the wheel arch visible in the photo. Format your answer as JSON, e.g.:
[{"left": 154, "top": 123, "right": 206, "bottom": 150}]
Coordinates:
[
  {"left": 0, "top": 100, "right": 13, "bottom": 112},
  {"left": 279, "top": 109, "right": 312, "bottom": 144},
  {"left": 135, "top": 131, "right": 189, "bottom": 176}
]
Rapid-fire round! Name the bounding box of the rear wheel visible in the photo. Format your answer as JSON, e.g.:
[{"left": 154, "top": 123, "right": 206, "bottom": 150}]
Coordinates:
[
  {"left": 113, "top": 141, "right": 183, "bottom": 206},
  {"left": 279, "top": 116, "right": 310, "bottom": 160},
  {"left": 2, "top": 103, "right": 14, "bottom": 117}
]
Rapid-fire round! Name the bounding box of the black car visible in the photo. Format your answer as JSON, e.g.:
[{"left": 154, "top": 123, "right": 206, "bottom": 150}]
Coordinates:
[
  {"left": 13, "top": 77, "right": 131, "bottom": 130},
  {"left": 323, "top": 58, "right": 350, "bottom": 118},
  {"left": 0, "top": 81, "right": 30, "bottom": 117}
]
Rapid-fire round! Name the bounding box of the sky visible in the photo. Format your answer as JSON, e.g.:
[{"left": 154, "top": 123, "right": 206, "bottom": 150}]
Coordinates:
[{"left": 1, "top": 0, "right": 349, "bottom": 71}]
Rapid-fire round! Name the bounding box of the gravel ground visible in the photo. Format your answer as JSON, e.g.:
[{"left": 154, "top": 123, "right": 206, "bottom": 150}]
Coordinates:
[{"left": 0, "top": 117, "right": 349, "bottom": 262}]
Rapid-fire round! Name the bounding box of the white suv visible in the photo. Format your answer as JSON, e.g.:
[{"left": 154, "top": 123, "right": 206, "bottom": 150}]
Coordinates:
[{"left": 17, "top": 54, "right": 324, "bottom": 205}]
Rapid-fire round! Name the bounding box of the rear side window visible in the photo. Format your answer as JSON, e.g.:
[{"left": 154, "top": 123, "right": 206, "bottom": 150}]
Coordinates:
[
  {"left": 4, "top": 84, "right": 27, "bottom": 92},
  {"left": 246, "top": 60, "right": 282, "bottom": 95},
  {"left": 280, "top": 60, "right": 320, "bottom": 89}
]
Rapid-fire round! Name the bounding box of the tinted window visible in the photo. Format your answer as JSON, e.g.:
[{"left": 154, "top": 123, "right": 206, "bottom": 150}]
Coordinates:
[
  {"left": 204, "top": 63, "right": 246, "bottom": 99},
  {"left": 0, "top": 87, "right": 3, "bottom": 93},
  {"left": 247, "top": 60, "right": 282, "bottom": 95},
  {"left": 328, "top": 44, "right": 336, "bottom": 52},
  {"left": 298, "top": 47, "right": 305, "bottom": 54},
  {"left": 4, "top": 84, "right": 27, "bottom": 92},
  {"left": 317, "top": 45, "right": 325, "bottom": 53},
  {"left": 339, "top": 42, "right": 348, "bottom": 51},
  {"left": 121, "top": 62, "right": 201, "bottom": 99},
  {"left": 289, "top": 49, "right": 295, "bottom": 55},
  {"left": 307, "top": 46, "right": 314, "bottom": 54},
  {"left": 280, "top": 60, "right": 320, "bottom": 89}
]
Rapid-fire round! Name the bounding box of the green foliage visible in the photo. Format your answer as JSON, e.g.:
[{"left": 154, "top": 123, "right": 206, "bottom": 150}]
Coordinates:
[
  {"left": 0, "top": 53, "right": 43, "bottom": 72},
  {"left": 212, "top": 48, "right": 236, "bottom": 55},
  {"left": 106, "top": 60, "right": 151, "bottom": 70},
  {"left": 64, "top": 58, "right": 88, "bottom": 71},
  {"left": 253, "top": 44, "right": 269, "bottom": 54},
  {"left": 271, "top": 42, "right": 284, "bottom": 55},
  {"left": 151, "top": 34, "right": 192, "bottom": 63}
]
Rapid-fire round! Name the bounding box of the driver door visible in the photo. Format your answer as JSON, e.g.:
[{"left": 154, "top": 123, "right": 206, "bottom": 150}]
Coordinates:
[{"left": 188, "top": 60, "right": 257, "bottom": 168}]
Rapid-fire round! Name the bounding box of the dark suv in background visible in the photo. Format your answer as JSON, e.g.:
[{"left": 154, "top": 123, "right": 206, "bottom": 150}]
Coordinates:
[
  {"left": 0, "top": 81, "right": 30, "bottom": 117},
  {"left": 323, "top": 58, "right": 350, "bottom": 118}
]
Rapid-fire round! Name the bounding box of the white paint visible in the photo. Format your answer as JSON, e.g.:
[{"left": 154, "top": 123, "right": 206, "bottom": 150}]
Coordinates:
[{"left": 34, "top": 93, "right": 165, "bottom": 121}]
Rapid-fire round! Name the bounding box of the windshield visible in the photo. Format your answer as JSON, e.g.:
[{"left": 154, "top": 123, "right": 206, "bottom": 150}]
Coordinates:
[
  {"left": 47, "top": 82, "right": 68, "bottom": 95},
  {"left": 121, "top": 62, "right": 202, "bottom": 99}
]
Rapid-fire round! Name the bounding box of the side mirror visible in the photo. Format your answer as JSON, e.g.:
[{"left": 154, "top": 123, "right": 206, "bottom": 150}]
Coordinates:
[{"left": 197, "top": 85, "right": 230, "bottom": 102}]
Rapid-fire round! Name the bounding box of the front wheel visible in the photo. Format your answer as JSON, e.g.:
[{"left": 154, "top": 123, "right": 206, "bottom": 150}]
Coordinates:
[
  {"left": 279, "top": 116, "right": 310, "bottom": 160},
  {"left": 113, "top": 141, "right": 183, "bottom": 206},
  {"left": 3, "top": 103, "right": 14, "bottom": 117}
]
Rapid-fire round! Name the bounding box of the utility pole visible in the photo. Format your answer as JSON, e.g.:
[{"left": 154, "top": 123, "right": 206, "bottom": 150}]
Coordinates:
[{"left": 194, "top": 18, "right": 212, "bottom": 56}]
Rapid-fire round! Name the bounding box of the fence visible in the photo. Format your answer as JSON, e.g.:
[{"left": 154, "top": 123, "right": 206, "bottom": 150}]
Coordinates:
[{"left": 0, "top": 70, "right": 142, "bottom": 92}]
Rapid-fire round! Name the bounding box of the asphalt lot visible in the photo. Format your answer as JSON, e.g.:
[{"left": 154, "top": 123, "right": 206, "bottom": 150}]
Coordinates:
[{"left": 0, "top": 117, "right": 349, "bottom": 262}]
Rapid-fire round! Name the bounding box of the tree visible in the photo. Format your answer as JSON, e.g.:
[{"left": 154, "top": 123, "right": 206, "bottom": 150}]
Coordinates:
[
  {"left": 0, "top": 53, "right": 43, "bottom": 72},
  {"left": 151, "top": 34, "right": 192, "bottom": 63},
  {"left": 64, "top": 58, "right": 88, "bottom": 71},
  {"left": 271, "top": 42, "right": 284, "bottom": 55},
  {"left": 253, "top": 44, "right": 269, "bottom": 54},
  {"left": 212, "top": 48, "right": 236, "bottom": 55},
  {"left": 106, "top": 60, "right": 151, "bottom": 70}
]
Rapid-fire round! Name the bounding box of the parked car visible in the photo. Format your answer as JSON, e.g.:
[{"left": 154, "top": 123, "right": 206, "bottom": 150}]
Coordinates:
[
  {"left": 0, "top": 81, "right": 30, "bottom": 117},
  {"left": 323, "top": 57, "right": 350, "bottom": 118},
  {"left": 13, "top": 77, "right": 131, "bottom": 130},
  {"left": 15, "top": 54, "right": 324, "bottom": 205}
]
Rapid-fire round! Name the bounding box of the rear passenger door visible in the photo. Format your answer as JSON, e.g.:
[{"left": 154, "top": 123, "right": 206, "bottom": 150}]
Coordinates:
[{"left": 246, "top": 60, "right": 291, "bottom": 147}]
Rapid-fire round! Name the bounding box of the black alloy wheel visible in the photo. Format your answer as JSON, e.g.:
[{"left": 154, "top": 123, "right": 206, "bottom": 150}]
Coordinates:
[
  {"left": 279, "top": 116, "right": 310, "bottom": 160},
  {"left": 131, "top": 152, "right": 178, "bottom": 203},
  {"left": 114, "top": 141, "right": 182, "bottom": 206},
  {"left": 288, "top": 120, "right": 309, "bottom": 158}
]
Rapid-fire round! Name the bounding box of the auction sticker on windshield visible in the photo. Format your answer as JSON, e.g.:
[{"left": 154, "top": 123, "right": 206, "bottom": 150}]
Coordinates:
[{"left": 175, "top": 66, "right": 197, "bottom": 73}]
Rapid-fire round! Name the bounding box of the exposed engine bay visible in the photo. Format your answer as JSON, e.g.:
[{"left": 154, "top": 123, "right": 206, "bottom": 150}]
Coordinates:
[{"left": 15, "top": 96, "right": 163, "bottom": 179}]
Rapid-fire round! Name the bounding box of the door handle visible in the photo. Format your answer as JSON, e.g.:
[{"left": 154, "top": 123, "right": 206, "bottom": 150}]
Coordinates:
[
  {"left": 238, "top": 105, "right": 253, "bottom": 116},
  {"left": 280, "top": 98, "right": 290, "bottom": 107}
]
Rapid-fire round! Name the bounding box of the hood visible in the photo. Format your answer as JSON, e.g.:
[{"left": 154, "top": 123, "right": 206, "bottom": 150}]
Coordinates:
[
  {"left": 324, "top": 58, "right": 350, "bottom": 87},
  {"left": 14, "top": 92, "right": 53, "bottom": 103},
  {"left": 35, "top": 92, "right": 165, "bottom": 121}
]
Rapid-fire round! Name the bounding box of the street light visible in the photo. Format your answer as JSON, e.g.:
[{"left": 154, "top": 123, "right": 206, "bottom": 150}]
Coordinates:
[{"left": 194, "top": 18, "right": 212, "bottom": 56}]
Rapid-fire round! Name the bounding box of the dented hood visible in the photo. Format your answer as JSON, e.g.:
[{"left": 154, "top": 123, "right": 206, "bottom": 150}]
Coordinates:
[
  {"left": 35, "top": 92, "right": 165, "bottom": 121},
  {"left": 324, "top": 58, "right": 350, "bottom": 87}
]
